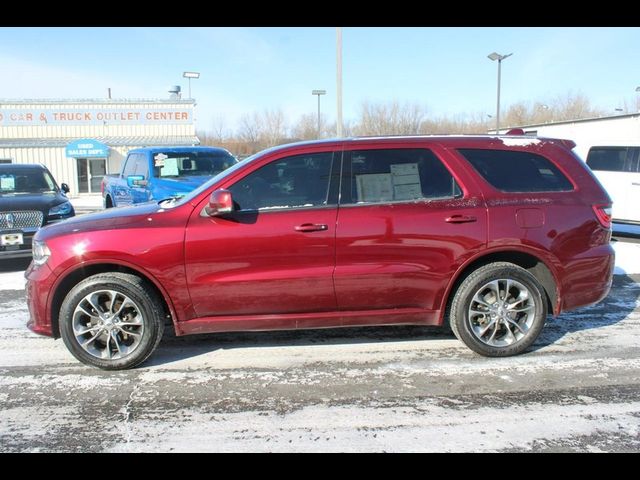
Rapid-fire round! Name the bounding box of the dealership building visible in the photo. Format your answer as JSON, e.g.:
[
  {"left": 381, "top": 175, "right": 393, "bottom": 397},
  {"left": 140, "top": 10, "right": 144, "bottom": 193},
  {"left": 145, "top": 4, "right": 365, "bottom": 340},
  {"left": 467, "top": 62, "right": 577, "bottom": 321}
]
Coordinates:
[
  {"left": 0, "top": 98, "right": 199, "bottom": 196},
  {"left": 494, "top": 112, "right": 640, "bottom": 160}
]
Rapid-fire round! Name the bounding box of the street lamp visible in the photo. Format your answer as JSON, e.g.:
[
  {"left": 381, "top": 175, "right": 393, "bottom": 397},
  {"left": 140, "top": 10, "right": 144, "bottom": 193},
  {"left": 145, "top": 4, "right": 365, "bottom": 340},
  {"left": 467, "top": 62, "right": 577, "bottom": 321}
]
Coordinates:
[
  {"left": 487, "top": 52, "right": 513, "bottom": 133},
  {"left": 312, "top": 89, "right": 327, "bottom": 138},
  {"left": 182, "top": 71, "right": 200, "bottom": 100}
]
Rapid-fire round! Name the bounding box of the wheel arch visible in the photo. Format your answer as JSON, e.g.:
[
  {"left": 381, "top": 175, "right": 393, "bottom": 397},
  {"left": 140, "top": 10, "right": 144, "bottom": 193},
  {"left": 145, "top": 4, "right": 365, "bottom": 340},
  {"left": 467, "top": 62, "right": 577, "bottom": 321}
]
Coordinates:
[
  {"left": 440, "top": 249, "right": 559, "bottom": 325},
  {"left": 49, "top": 261, "right": 176, "bottom": 339}
]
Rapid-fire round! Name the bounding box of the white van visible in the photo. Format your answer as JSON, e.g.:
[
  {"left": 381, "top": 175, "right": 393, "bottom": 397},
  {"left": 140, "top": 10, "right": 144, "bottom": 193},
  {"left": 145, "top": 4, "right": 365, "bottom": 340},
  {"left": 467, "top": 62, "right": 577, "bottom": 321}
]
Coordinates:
[{"left": 585, "top": 145, "right": 640, "bottom": 224}]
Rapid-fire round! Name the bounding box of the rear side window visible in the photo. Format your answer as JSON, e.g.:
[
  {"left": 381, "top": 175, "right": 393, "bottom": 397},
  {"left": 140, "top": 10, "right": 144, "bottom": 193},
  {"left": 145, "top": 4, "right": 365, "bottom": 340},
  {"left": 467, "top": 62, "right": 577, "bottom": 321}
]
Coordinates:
[
  {"left": 458, "top": 149, "right": 573, "bottom": 192},
  {"left": 345, "top": 148, "right": 461, "bottom": 204},
  {"left": 586, "top": 147, "right": 639, "bottom": 173}
]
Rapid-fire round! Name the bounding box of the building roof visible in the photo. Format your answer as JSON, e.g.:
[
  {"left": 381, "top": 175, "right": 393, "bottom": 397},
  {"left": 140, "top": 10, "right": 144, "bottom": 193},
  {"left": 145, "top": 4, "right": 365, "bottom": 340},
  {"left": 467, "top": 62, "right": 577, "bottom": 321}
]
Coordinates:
[
  {"left": 502, "top": 112, "right": 640, "bottom": 130},
  {"left": 0, "top": 136, "right": 200, "bottom": 148},
  {"left": 0, "top": 98, "right": 195, "bottom": 105}
]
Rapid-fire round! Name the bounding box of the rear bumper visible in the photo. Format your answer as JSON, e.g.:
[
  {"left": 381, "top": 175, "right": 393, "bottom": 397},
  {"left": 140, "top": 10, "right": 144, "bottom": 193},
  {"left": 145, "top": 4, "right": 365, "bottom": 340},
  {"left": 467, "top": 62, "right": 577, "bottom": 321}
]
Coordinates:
[
  {"left": 560, "top": 244, "right": 615, "bottom": 313},
  {"left": 25, "top": 262, "right": 57, "bottom": 337}
]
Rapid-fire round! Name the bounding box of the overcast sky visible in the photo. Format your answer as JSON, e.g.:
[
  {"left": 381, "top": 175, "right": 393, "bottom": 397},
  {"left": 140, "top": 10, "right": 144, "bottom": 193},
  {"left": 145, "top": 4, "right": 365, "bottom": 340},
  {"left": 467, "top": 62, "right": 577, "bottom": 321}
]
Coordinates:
[{"left": 0, "top": 27, "right": 638, "bottom": 132}]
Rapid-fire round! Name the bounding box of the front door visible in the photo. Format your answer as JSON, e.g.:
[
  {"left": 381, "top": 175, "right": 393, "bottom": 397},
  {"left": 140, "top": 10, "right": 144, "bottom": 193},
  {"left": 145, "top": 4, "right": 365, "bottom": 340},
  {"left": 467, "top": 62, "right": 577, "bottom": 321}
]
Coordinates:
[
  {"left": 334, "top": 146, "right": 487, "bottom": 314},
  {"left": 76, "top": 158, "right": 106, "bottom": 194},
  {"left": 184, "top": 150, "right": 340, "bottom": 319}
]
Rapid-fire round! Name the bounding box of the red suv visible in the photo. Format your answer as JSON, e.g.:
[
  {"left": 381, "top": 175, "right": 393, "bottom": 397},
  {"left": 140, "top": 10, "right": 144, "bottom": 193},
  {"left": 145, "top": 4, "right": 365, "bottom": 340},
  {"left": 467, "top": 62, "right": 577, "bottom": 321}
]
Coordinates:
[{"left": 25, "top": 135, "right": 614, "bottom": 370}]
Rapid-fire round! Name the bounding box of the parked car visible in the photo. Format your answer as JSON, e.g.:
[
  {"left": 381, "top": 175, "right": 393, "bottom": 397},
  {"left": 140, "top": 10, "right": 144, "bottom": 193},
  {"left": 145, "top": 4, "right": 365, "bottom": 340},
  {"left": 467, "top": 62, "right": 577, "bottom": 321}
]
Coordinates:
[
  {"left": 101, "top": 146, "right": 237, "bottom": 208},
  {"left": 585, "top": 144, "right": 640, "bottom": 224},
  {"left": 26, "top": 134, "right": 614, "bottom": 369},
  {"left": 1, "top": 163, "right": 74, "bottom": 260}
]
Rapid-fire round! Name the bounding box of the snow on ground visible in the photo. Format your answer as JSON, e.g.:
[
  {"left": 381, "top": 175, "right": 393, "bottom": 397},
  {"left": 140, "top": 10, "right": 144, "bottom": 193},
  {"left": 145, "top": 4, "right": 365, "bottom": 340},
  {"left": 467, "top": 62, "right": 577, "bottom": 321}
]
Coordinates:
[
  {"left": 612, "top": 241, "right": 640, "bottom": 275},
  {"left": 0, "top": 271, "right": 25, "bottom": 291}
]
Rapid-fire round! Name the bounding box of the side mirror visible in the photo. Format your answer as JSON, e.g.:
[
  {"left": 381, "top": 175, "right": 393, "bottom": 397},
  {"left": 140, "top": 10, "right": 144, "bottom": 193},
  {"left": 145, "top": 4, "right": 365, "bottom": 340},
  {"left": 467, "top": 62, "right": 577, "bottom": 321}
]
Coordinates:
[
  {"left": 205, "top": 189, "right": 234, "bottom": 217},
  {"left": 126, "top": 175, "right": 147, "bottom": 187},
  {"left": 60, "top": 183, "right": 70, "bottom": 194}
]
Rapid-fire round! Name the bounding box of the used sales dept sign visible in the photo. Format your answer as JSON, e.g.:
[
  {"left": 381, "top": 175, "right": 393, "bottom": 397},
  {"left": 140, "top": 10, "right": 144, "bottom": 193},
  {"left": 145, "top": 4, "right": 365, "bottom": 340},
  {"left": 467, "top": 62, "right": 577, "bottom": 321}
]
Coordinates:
[{"left": 0, "top": 108, "right": 192, "bottom": 126}]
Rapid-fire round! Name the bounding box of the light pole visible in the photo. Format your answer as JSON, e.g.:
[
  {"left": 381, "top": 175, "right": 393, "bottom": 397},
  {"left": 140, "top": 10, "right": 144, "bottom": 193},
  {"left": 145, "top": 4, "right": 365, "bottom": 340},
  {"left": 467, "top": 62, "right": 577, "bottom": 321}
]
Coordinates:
[
  {"left": 487, "top": 52, "right": 513, "bottom": 133},
  {"left": 336, "top": 27, "right": 343, "bottom": 137},
  {"left": 312, "top": 89, "right": 326, "bottom": 138},
  {"left": 182, "top": 71, "right": 200, "bottom": 100}
]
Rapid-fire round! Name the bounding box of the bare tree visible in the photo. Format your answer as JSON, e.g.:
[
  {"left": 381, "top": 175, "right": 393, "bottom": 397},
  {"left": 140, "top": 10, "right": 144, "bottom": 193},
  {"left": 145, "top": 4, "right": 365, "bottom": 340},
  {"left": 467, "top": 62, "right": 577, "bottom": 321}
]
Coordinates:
[
  {"left": 353, "top": 100, "right": 427, "bottom": 136},
  {"left": 209, "top": 114, "right": 229, "bottom": 144},
  {"left": 260, "top": 108, "right": 287, "bottom": 147}
]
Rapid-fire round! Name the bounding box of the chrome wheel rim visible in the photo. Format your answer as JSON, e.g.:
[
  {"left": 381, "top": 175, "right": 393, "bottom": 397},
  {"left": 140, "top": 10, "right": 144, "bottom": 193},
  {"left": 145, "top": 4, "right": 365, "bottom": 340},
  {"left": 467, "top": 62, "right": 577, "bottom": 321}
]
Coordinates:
[
  {"left": 72, "top": 290, "right": 144, "bottom": 360},
  {"left": 467, "top": 279, "right": 536, "bottom": 347}
]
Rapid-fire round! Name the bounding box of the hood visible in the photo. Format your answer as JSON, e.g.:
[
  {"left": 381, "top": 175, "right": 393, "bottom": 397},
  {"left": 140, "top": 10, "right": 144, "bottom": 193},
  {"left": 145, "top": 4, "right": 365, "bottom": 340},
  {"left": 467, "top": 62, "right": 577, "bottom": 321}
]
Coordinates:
[
  {"left": 154, "top": 176, "right": 211, "bottom": 192},
  {"left": 0, "top": 192, "right": 68, "bottom": 212},
  {"left": 36, "top": 202, "right": 164, "bottom": 240}
]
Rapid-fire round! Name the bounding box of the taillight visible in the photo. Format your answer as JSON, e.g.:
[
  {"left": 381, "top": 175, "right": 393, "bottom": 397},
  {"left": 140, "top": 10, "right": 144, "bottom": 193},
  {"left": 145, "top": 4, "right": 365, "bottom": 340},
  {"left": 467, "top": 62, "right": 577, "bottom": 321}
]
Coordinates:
[
  {"left": 592, "top": 204, "right": 612, "bottom": 229},
  {"left": 100, "top": 179, "right": 105, "bottom": 195}
]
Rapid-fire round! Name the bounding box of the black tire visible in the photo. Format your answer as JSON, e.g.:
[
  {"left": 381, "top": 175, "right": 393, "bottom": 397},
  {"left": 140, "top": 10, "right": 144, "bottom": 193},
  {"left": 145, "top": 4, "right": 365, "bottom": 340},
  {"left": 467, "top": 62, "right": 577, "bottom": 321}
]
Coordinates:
[
  {"left": 59, "top": 272, "right": 165, "bottom": 370},
  {"left": 449, "top": 262, "right": 547, "bottom": 357},
  {"left": 105, "top": 196, "right": 113, "bottom": 208}
]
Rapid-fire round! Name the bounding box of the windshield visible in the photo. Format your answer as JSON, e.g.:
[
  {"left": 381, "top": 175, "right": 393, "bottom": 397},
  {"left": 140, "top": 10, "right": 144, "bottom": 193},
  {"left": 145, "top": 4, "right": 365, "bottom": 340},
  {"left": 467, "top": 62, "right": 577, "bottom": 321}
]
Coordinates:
[
  {"left": 153, "top": 152, "right": 236, "bottom": 179},
  {"left": 0, "top": 169, "right": 57, "bottom": 194},
  {"left": 162, "top": 151, "right": 264, "bottom": 208}
]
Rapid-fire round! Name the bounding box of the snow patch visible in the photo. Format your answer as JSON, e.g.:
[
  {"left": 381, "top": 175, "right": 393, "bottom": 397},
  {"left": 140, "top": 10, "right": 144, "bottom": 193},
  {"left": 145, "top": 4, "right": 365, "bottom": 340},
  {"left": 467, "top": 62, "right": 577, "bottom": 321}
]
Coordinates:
[
  {"left": 613, "top": 241, "right": 640, "bottom": 275},
  {"left": 0, "top": 271, "right": 25, "bottom": 291},
  {"left": 500, "top": 138, "right": 542, "bottom": 147}
]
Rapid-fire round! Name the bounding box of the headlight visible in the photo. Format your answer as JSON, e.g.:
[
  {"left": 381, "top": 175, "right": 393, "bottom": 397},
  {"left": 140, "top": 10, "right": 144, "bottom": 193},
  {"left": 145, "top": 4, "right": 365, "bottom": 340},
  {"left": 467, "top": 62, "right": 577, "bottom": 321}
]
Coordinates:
[
  {"left": 49, "top": 201, "right": 73, "bottom": 216},
  {"left": 32, "top": 240, "right": 51, "bottom": 266}
]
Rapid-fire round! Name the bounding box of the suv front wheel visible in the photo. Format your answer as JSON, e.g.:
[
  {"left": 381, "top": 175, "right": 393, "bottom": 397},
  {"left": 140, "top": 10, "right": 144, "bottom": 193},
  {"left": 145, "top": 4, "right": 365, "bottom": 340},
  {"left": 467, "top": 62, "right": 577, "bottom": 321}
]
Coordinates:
[
  {"left": 59, "top": 272, "right": 165, "bottom": 370},
  {"left": 449, "top": 262, "right": 547, "bottom": 357}
]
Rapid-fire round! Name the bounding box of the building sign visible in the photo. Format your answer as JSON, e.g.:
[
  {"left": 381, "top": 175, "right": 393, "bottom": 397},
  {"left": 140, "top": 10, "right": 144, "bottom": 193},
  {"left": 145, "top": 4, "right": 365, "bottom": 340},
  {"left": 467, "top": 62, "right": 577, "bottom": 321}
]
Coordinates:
[
  {"left": 66, "top": 139, "right": 109, "bottom": 158},
  {"left": 0, "top": 108, "right": 192, "bottom": 126}
]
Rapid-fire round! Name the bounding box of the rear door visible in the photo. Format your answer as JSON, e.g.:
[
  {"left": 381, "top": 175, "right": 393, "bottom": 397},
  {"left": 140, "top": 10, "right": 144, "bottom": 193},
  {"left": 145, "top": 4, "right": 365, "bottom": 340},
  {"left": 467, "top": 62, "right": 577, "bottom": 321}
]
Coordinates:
[{"left": 333, "top": 144, "right": 488, "bottom": 315}]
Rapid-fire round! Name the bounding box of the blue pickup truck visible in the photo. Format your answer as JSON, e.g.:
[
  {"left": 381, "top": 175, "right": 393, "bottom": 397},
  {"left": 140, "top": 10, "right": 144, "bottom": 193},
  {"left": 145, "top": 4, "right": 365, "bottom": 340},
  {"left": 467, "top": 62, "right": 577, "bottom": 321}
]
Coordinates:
[{"left": 101, "top": 146, "right": 237, "bottom": 208}]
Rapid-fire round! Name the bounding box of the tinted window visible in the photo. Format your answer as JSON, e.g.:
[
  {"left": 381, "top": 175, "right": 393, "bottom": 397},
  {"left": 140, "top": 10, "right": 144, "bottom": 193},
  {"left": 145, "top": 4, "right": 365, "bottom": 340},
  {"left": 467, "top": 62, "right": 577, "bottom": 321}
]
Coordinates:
[
  {"left": 135, "top": 155, "right": 150, "bottom": 178},
  {"left": 122, "top": 154, "right": 139, "bottom": 177},
  {"left": 152, "top": 151, "right": 236, "bottom": 179},
  {"left": 229, "top": 152, "right": 333, "bottom": 211},
  {"left": 458, "top": 149, "right": 573, "bottom": 192},
  {"left": 0, "top": 168, "right": 56, "bottom": 193},
  {"left": 345, "top": 148, "right": 460, "bottom": 204},
  {"left": 586, "top": 147, "right": 635, "bottom": 172}
]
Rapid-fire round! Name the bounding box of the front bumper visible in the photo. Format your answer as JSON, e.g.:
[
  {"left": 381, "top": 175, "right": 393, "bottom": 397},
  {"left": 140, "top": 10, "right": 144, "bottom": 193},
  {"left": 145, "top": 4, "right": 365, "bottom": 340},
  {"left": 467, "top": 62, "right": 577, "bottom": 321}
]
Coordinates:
[{"left": 25, "top": 261, "right": 57, "bottom": 337}]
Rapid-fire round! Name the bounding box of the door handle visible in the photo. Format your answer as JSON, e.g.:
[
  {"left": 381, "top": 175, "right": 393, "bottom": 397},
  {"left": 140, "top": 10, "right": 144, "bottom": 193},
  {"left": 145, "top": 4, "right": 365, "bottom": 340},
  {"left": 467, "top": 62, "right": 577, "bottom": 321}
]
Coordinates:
[
  {"left": 445, "top": 215, "right": 477, "bottom": 224},
  {"left": 632, "top": 182, "right": 640, "bottom": 186},
  {"left": 295, "top": 223, "right": 328, "bottom": 232}
]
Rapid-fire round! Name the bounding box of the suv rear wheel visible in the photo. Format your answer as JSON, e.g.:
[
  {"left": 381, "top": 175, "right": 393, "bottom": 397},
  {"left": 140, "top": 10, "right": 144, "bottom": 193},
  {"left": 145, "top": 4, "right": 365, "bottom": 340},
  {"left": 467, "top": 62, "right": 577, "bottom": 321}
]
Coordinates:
[
  {"left": 449, "top": 262, "right": 547, "bottom": 357},
  {"left": 59, "top": 272, "right": 165, "bottom": 370}
]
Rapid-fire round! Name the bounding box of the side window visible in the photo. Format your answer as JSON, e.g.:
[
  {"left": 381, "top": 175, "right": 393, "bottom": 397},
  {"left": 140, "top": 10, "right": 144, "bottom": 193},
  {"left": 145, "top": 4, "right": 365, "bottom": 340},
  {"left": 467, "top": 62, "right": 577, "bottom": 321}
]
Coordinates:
[
  {"left": 135, "top": 154, "right": 150, "bottom": 178},
  {"left": 229, "top": 152, "right": 333, "bottom": 211},
  {"left": 345, "top": 148, "right": 461, "bottom": 204},
  {"left": 586, "top": 147, "right": 630, "bottom": 172},
  {"left": 121, "top": 154, "right": 138, "bottom": 177},
  {"left": 458, "top": 148, "right": 573, "bottom": 192}
]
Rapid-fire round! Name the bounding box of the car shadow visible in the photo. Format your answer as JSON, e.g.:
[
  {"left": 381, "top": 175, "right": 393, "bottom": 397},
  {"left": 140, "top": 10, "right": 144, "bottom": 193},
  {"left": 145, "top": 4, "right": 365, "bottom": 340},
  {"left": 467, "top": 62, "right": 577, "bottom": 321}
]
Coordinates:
[
  {"left": 145, "top": 273, "right": 640, "bottom": 367},
  {"left": 0, "top": 258, "right": 31, "bottom": 273},
  {"left": 147, "top": 323, "right": 455, "bottom": 367}
]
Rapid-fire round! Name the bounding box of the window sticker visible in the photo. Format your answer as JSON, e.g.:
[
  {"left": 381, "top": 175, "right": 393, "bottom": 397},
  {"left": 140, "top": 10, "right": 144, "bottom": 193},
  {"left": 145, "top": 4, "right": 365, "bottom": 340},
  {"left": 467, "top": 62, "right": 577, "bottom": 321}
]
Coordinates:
[
  {"left": 390, "top": 163, "right": 422, "bottom": 200},
  {"left": 154, "top": 153, "right": 168, "bottom": 167},
  {"left": 160, "top": 157, "right": 179, "bottom": 177},
  {"left": 0, "top": 175, "right": 16, "bottom": 191},
  {"left": 356, "top": 173, "right": 393, "bottom": 202}
]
